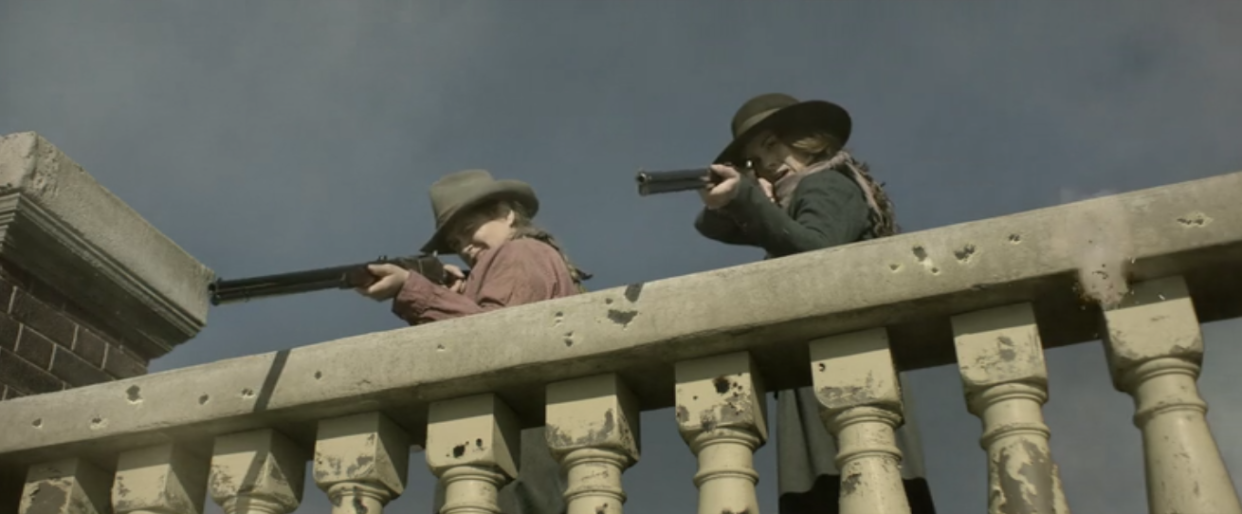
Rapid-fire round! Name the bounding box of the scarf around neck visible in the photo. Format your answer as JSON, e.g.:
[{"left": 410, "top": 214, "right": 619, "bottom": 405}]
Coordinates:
[{"left": 770, "top": 152, "right": 884, "bottom": 219}]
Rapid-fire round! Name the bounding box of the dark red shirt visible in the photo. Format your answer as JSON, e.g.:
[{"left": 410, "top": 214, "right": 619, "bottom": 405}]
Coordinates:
[{"left": 391, "top": 238, "right": 579, "bottom": 325}]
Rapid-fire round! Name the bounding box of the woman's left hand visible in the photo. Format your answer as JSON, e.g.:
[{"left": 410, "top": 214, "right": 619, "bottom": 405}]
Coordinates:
[
  {"left": 758, "top": 178, "right": 775, "bottom": 203},
  {"left": 356, "top": 263, "right": 410, "bottom": 300},
  {"left": 699, "top": 164, "right": 743, "bottom": 209}
]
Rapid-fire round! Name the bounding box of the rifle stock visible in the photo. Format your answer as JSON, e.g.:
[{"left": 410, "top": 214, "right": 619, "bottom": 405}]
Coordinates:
[{"left": 208, "top": 254, "right": 467, "bottom": 306}]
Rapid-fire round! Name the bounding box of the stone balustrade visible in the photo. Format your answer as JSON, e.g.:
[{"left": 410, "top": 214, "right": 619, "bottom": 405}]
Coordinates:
[{"left": 1, "top": 146, "right": 1241, "bottom": 512}]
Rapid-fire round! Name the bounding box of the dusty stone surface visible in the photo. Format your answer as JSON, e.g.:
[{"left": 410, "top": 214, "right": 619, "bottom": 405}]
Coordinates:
[
  {"left": 951, "top": 303, "right": 1048, "bottom": 391},
  {"left": 313, "top": 412, "right": 410, "bottom": 497},
  {"left": 545, "top": 373, "right": 641, "bottom": 462},
  {"left": 0, "top": 132, "right": 213, "bottom": 358},
  {"left": 112, "top": 443, "right": 208, "bottom": 514},
  {"left": 674, "top": 352, "right": 768, "bottom": 443},
  {"left": 809, "top": 327, "right": 902, "bottom": 416},
  {"left": 18, "top": 458, "right": 112, "bottom": 514},
  {"left": 208, "top": 429, "right": 306, "bottom": 513},
  {"left": 425, "top": 394, "right": 521, "bottom": 479},
  {"left": 1102, "top": 275, "right": 1204, "bottom": 385},
  {"left": 1, "top": 169, "right": 1242, "bottom": 464}
]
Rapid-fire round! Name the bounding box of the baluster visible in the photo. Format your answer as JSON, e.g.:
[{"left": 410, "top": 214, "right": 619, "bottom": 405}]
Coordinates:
[
  {"left": 952, "top": 303, "right": 1070, "bottom": 514},
  {"left": 808, "top": 328, "right": 911, "bottom": 514},
  {"left": 18, "top": 458, "right": 111, "bottom": 514},
  {"left": 546, "top": 373, "right": 641, "bottom": 514},
  {"left": 675, "top": 351, "right": 767, "bottom": 514},
  {"left": 314, "top": 412, "right": 411, "bottom": 514},
  {"left": 208, "top": 429, "right": 308, "bottom": 514},
  {"left": 1101, "top": 275, "right": 1242, "bottom": 514},
  {"left": 426, "top": 393, "right": 522, "bottom": 514},
  {"left": 112, "top": 443, "right": 210, "bottom": 514}
]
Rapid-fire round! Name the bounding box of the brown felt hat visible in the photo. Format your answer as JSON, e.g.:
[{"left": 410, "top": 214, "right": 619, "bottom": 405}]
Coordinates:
[
  {"left": 420, "top": 169, "right": 539, "bottom": 254},
  {"left": 714, "top": 93, "right": 853, "bottom": 165}
]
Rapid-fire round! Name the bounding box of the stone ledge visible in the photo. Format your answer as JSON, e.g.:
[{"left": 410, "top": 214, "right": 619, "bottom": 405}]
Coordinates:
[
  {"left": 0, "top": 132, "right": 212, "bottom": 359},
  {"left": 1, "top": 169, "right": 1241, "bottom": 465}
]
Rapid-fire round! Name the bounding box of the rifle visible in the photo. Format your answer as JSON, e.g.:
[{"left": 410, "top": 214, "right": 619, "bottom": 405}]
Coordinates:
[
  {"left": 634, "top": 161, "right": 754, "bottom": 196},
  {"left": 208, "top": 254, "right": 468, "bottom": 306}
]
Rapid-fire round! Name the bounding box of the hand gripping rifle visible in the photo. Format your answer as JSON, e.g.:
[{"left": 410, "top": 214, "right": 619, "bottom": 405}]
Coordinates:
[
  {"left": 634, "top": 161, "right": 754, "bottom": 197},
  {"left": 208, "top": 254, "right": 468, "bottom": 306}
]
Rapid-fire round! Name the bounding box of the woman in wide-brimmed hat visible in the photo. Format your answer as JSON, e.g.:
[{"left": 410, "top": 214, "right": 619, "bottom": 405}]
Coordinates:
[
  {"left": 358, "top": 168, "right": 589, "bottom": 514},
  {"left": 359, "top": 168, "right": 589, "bottom": 323},
  {"left": 694, "top": 93, "right": 938, "bottom": 514}
]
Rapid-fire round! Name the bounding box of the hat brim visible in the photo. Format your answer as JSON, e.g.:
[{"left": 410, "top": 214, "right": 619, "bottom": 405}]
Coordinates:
[
  {"left": 713, "top": 100, "right": 853, "bottom": 165},
  {"left": 419, "top": 180, "right": 540, "bottom": 254}
]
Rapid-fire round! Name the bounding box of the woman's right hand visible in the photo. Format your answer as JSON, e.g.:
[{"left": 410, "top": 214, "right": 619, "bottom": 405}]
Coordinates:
[
  {"left": 443, "top": 264, "right": 467, "bottom": 294},
  {"left": 698, "top": 164, "right": 743, "bottom": 209}
]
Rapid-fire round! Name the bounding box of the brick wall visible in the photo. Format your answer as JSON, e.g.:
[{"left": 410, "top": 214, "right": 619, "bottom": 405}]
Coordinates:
[{"left": 0, "top": 259, "right": 148, "bottom": 401}]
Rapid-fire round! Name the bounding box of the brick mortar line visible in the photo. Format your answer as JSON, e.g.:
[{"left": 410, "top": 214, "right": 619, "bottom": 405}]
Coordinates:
[
  {"left": 6, "top": 277, "right": 146, "bottom": 367},
  {"left": 0, "top": 348, "right": 66, "bottom": 397}
]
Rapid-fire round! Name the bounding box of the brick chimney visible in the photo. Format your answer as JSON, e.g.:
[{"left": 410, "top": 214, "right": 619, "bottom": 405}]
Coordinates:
[{"left": 0, "top": 132, "right": 213, "bottom": 400}]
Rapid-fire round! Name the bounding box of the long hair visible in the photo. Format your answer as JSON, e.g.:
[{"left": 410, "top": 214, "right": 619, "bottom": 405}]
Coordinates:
[
  {"left": 482, "top": 200, "right": 592, "bottom": 290},
  {"left": 780, "top": 131, "right": 901, "bottom": 238}
]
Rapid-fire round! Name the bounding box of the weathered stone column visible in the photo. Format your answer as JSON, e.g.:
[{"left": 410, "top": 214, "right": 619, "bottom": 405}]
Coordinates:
[
  {"left": 0, "top": 132, "right": 213, "bottom": 400},
  {"left": 208, "top": 429, "right": 308, "bottom": 514},
  {"left": 808, "top": 328, "right": 910, "bottom": 514},
  {"left": 112, "top": 443, "right": 210, "bottom": 514},
  {"left": 18, "top": 458, "right": 112, "bottom": 514},
  {"left": 314, "top": 412, "right": 411, "bottom": 514},
  {"left": 426, "top": 393, "right": 522, "bottom": 514},
  {"left": 675, "top": 351, "right": 767, "bottom": 514},
  {"left": 951, "top": 302, "right": 1070, "bottom": 514},
  {"left": 546, "top": 373, "right": 641, "bottom": 514},
  {"left": 1101, "top": 275, "right": 1242, "bottom": 514}
]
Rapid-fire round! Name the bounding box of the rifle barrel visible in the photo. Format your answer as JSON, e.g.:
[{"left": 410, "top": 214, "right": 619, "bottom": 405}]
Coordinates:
[
  {"left": 207, "top": 255, "right": 473, "bottom": 306},
  {"left": 210, "top": 278, "right": 348, "bottom": 305},
  {"left": 209, "top": 264, "right": 361, "bottom": 306},
  {"left": 635, "top": 168, "right": 710, "bottom": 196},
  {"left": 212, "top": 264, "right": 360, "bottom": 289}
]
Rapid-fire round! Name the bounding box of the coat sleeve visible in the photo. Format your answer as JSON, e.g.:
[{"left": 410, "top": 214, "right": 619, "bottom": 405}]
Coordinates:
[
  {"left": 391, "top": 240, "right": 561, "bottom": 325},
  {"left": 718, "top": 170, "right": 872, "bottom": 258},
  {"left": 693, "top": 206, "right": 753, "bottom": 246}
]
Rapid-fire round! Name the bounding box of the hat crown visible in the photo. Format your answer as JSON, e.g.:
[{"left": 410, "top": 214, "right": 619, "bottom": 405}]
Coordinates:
[
  {"left": 418, "top": 169, "right": 539, "bottom": 254},
  {"left": 731, "top": 93, "right": 801, "bottom": 137},
  {"left": 428, "top": 169, "right": 497, "bottom": 226}
]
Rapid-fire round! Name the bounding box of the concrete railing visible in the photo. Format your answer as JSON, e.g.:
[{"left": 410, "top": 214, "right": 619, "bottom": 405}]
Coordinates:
[{"left": 2, "top": 167, "right": 1242, "bottom": 514}]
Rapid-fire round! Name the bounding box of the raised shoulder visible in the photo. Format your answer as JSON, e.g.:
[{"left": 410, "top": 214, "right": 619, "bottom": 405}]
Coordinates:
[
  {"left": 494, "top": 237, "right": 563, "bottom": 264},
  {"left": 798, "top": 167, "right": 867, "bottom": 199}
]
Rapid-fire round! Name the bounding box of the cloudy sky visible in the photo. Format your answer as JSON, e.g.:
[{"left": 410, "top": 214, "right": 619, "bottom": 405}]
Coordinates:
[{"left": 4, "top": 1, "right": 1242, "bottom": 513}]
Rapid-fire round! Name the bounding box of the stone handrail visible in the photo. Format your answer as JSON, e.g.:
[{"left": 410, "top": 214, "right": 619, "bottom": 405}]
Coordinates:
[{"left": 2, "top": 169, "right": 1241, "bottom": 514}]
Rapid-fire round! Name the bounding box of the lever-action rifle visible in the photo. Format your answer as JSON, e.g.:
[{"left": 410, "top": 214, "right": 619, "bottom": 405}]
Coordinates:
[
  {"left": 634, "top": 161, "right": 754, "bottom": 197},
  {"left": 208, "top": 254, "right": 468, "bottom": 306}
]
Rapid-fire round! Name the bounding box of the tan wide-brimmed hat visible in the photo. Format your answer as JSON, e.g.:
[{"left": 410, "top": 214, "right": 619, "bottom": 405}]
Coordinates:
[
  {"left": 420, "top": 169, "right": 539, "bottom": 254},
  {"left": 714, "top": 93, "right": 853, "bottom": 165}
]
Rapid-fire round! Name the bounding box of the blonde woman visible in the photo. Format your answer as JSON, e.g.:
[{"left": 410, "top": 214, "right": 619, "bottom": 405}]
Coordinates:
[
  {"left": 694, "top": 93, "right": 937, "bottom": 514},
  {"left": 359, "top": 168, "right": 589, "bottom": 514}
]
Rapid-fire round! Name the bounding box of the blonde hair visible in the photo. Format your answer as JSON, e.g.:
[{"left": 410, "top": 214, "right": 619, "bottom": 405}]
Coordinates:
[{"left": 778, "top": 130, "right": 900, "bottom": 238}]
